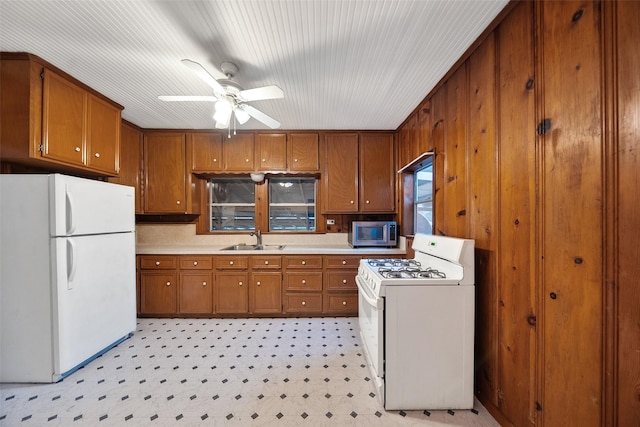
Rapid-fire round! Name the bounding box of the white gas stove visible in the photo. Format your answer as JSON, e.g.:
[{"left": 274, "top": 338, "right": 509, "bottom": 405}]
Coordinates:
[{"left": 355, "top": 234, "right": 475, "bottom": 411}]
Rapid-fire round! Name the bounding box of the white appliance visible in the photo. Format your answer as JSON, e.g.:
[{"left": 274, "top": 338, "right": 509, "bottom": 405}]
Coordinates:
[
  {"left": 356, "top": 234, "right": 475, "bottom": 410},
  {"left": 0, "top": 174, "right": 136, "bottom": 383}
]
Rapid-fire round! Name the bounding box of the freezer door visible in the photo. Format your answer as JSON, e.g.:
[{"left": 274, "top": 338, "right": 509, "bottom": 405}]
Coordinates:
[
  {"left": 50, "top": 174, "right": 135, "bottom": 236},
  {"left": 52, "top": 232, "right": 136, "bottom": 378}
]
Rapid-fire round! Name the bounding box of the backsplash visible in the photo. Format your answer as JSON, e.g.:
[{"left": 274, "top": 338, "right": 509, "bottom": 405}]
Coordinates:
[{"left": 136, "top": 224, "right": 354, "bottom": 248}]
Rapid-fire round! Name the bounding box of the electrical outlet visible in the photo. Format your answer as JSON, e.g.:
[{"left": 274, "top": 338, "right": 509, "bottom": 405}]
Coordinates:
[{"left": 326, "top": 219, "right": 335, "bottom": 225}]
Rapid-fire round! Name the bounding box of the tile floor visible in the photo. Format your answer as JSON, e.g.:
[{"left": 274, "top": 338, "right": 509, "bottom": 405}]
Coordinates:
[{"left": 1, "top": 318, "right": 499, "bottom": 426}]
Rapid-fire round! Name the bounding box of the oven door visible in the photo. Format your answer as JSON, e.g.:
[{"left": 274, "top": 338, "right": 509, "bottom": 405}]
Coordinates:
[{"left": 356, "top": 275, "right": 384, "bottom": 400}]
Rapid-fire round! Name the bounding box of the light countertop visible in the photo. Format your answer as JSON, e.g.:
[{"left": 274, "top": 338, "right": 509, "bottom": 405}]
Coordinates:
[{"left": 136, "top": 244, "right": 406, "bottom": 255}]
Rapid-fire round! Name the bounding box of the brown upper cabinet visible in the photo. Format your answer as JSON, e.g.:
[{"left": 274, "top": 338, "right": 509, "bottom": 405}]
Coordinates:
[
  {"left": 143, "top": 132, "right": 190, "bottom": 214},
  {"left": 323, "top": 132, "right": 395, "bottom": 213},
  {"left": 0, "top": 53, "right": 122, "bottom": 176},
  {"left": 188, "top": 131, "right": 319, "bottom": 174}
]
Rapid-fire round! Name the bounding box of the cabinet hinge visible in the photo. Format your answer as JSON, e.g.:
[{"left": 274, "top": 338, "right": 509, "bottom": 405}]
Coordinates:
[
  {"left": 535, "top": 401, "right": 542, "bottom": 411},
  {"left": 38, "top": 144, "right": 44, "bottom": 152},
  {"left": 40, "top": 69, "right": 44, "bottom": 80}
]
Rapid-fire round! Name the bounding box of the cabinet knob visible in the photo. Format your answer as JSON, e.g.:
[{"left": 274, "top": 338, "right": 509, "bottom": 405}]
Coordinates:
[
  {"left": 193, "top": 261, "right": 198, "bottom": 266},
  {"left": 202, "top": 281, "right": 207, "bottom": 287},
  {"left": 94, "top": 152, "right": 101, "bottom": 158},
  {"left": 74, "top": 147, "right": 81, "bottom": 152},
  {"left": 294, "top": 158, "right": 299, "bottom": 162},
  {"left": 176, "top": 200, "right": 181, "bottom": 205},
  {"left": 213, "top": 158, "right": 218, "bottom": 162},
  {"left": 342, "top": 279, "right": 347, "bottom": 284},
  {"left": 264, "top": 260, "right": 269, "bottom": 265},
  {"left": 165, "top": 281, "right": 171, "bottom": 286},
  {"left": 366, "top": 200, "right": 370, "bottom": 204},
  {"left": 245, "top": 158, "right": 250, "bottom": 163},
  {"left": 301, "top": 301, "right": 306, "bottom": 306},
  {"left": 301, "top": 260, "right": 306, "bottom": 265},
  {"left": 342, "top": 301, "right": 347, "bottom": 306},
  {"left": 239, "top": 281, "right": 243, "bottom": 286},
  {"left": 155, "top": 261, "right": 160, "bottom": 266},
  {"left": 350, "top": 200, "right": 354, "bottom": 204},
  {"left": 257, "top": 281, "right": 261, "bottom": 286},
  {"left": 301, "top": 279, "right": 306, "bottom": 284},
  {"left": 229, "top": 261, "right": 234, "bottom": 265},
  {"left": 342, "top": 260, "right": 347, "bottom": 265},
  {"left": 262, "top": 158, "right": 266, "bottom": 162}
]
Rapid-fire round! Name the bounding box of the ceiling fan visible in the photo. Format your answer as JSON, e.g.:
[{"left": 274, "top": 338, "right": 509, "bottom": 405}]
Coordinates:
[{"left": 159, "top": 59, "right": 284, "bottom": 131}]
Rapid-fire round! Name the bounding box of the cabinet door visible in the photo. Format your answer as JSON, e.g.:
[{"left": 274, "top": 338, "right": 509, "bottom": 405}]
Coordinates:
[
  {"left": 360, "top": 133, "right": 395, "bottom": 212},
  {"left": 250, "top": 272, "right": 282, "bottom": 314},
  {"left": 215, "top": 272, "right": 248, "bottom": 313},
  {"left": 143, "top": 132, "right": 187, "bottom": 213},
  {"left": 288, "top": 133, "right": 319, "bottom": 172},
  {"left": 110, "top": 122, "right": 142, "bottom": 213},
  {"left": 256, "top": 133, "right": 286, "bottom": 171},
  {"left": 323, "top": 133, "right": 359, "bottom": 212},
  {"left": 86, "top": 93, "right": 120, "bottom": 175},
  {"left": 41, "top": 69, "right": 86, "bottom": 166},
  {"left": 140, "top": 271, "right": 177, "bottom": 314},
  {"left": 224, "top": 133, "right": 254, "bottom": 171},
  {"left": 179, "top": 272, "right": 213, "bottom": 314},
  {"left": 190, "top": 132, "right": 222, "bottom": 172}
]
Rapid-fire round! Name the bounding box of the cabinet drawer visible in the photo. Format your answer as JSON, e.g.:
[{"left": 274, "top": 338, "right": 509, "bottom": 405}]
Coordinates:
[
  {"left": 326, "top": 271, "right": 358, "bottom": 291},
  {"left": 251, "top": 255, "right": 282, "bottom": 269},
  {"left": 216, "top": 256, "right": 249, "bottom": 269},
  {"left": 284, "top": 294, "right": 323, "bottom": 314},
  {"left": 140, "top": 255, "right": 177, "bottom": 269},
  {"left": 179, "top": 256, "right": 213, "bottom": 270},
  {"left": 283, "top": 256, "right": 323, "bottom": 269},
  {"left": 324, "top": 256, "right": 361, "bottom": 268},
  {"left": 326, "top": 294, "right": 358, "bottom": 313},
  {"left": 284, "top": 272, "right": 323, "bottom": 291}
]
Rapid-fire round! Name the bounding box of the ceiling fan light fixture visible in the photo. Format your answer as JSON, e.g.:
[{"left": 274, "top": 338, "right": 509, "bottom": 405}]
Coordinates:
[{"left": 234, "top": 107, "right": 250, "bottom": 124}]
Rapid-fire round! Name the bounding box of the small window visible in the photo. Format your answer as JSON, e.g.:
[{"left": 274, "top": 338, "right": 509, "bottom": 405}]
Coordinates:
[
  {"left": 268, "top": 178, "right": 316, "bottom": 231},
  {"left": 414, "top": 159, "right": 433, "bottom": 234},
  {"left": 209, "top": 178, "right": 255, "bottom": 231}
]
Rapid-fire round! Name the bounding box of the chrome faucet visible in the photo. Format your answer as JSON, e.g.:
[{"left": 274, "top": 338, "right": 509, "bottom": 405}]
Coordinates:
[{"left": 250, "top": 228, "right": 262, "bottom": 246}]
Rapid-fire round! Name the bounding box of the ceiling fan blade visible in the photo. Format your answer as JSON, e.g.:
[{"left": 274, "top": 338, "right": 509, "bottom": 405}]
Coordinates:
[
  {"left": 241, "top": 104, "right": 281, "bottom": 129},
  {"left": 181, "top": 59, "right": 226, "bottom": 95},
  {"left": 239, "top": 85, "right": 284, "bottom": 102},
  {"left": 158, "top": 95, "right": 218, "bottom": 102}
]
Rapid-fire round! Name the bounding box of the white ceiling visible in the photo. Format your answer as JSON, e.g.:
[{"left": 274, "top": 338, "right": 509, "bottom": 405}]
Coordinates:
[{"left": 0, "top": 0, "right": 508, "bottom": 131}]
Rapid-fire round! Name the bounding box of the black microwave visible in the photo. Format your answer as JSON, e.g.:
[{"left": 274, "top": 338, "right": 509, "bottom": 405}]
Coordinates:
[{"left": 348, "top": 221, "right": 397, "bottom": 248}]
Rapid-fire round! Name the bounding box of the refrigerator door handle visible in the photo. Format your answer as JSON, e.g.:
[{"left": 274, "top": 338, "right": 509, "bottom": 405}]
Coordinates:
[
  {"left": 66, "top": 239, "right": 77, "bottom": 289},
  {"left": 65, "top": 185, "right": 76, "bottom": 235}
]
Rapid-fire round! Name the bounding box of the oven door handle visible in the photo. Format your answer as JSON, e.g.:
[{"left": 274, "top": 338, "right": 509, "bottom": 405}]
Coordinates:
[{"left": 356, "top": 276, "right": 383, "bottom": 309}]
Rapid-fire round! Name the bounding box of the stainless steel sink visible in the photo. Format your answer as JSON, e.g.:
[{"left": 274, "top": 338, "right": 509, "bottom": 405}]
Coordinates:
[{"left": 220, "top": 244, "right": 285, "bottom": 251}]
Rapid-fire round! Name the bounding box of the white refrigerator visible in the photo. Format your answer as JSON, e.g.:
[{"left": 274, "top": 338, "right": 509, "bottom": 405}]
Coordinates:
[{"left": 0, "top": 174, "right": 136, "bottom": 383}]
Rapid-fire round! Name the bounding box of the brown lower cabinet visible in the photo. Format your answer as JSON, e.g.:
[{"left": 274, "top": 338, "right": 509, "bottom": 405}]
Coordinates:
[{"left": 137, "top": 253, "right": 395, "bottom": 317}]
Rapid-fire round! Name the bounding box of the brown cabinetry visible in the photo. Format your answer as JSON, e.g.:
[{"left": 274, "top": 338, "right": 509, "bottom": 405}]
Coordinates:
[
  {"left": 323, "top": 133, "right": 359, "bottom": 212},
  {"left": 323, "top": 255, "right": 360, "bottom": 315},
  {"left": 0, "top": 53, "right": 122, "bottom": 176},
  {"left": 178, "top": 256, "right": 213, "bottom": 314},
  {"left": 250, "top": 256, "right": 282, "bottom": 314},
  {"left": 323, "top": 132, "right": 395, "bottom": 213},
  {"left": 109, "top": 122, "right": 143, "bottom": 213},
  {"left": 215, "top": 256, "right": 249, "bottom": 314},
  {"left": 139, "top": 256, "right": 178, "bottom": 315},
  {"left": 288, "top": 133, "right": 319, "bottom": 172},
  {"left": 256, "top": 134, "right": 286, "bottom": 171},
  {"left": 224, "top": 133, "right": 255, "bottom": 171},
  {"left": 189, "top": 132, "right": 222, "bottom": 172},
  {"left": 143, "top": 132, "right": 189, "bottom": 213},
  {"left": 283, "top": 255, "right": 323, "bottom": 313},
  {"left": 359, "top": 133, "right": 395, "bottom": 212}
]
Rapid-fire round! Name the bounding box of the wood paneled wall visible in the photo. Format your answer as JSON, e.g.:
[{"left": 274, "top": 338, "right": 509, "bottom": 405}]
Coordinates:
[{"left": 396, "top": 1, "right": 640, "bottom": 425}]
